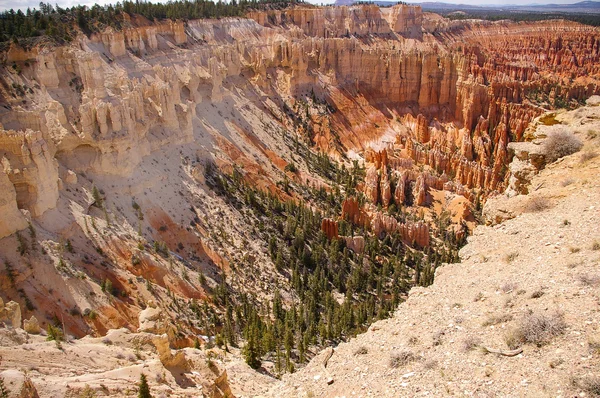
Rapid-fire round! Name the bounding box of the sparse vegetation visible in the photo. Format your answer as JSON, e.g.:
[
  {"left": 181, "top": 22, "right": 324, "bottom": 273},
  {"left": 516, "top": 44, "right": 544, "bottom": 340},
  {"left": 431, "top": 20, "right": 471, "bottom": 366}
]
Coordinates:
[
  {"left": 473, "top": 292, "right": 484, "bottom": 302},
  {"left": 543, "top": 126, "right": 583, "bottom": 163},
  {"left": 560, "top": 177, "right": 575, "bottom": 187},
  {"left": 461, "top": 336, "right": 482, "bottom": 352},
  {"left": 588, "top": 336, "right": 600, "bottom": 355},
  {"left": 46, "top": 324, "right": 64, "bottom": 343},
  {"left": 0, "top": 377, "right": 9, "bottom": 398},
  {"left": 422, "top": 359, "right": 437, "bottom": 370},
  {"left": 79, "top": 385, "right": 96, "bottom": 398},
  {"left": 505, "top": 311, "right": 566, "bottom": 348},
  {"left": 66, "top": 239, "right": 74, "bottom": 253},
  {"left": 577, "top": 273, "right": 600, "bottom": 286},
  {"left": 580, "top": 150, "right": 598, "bottom": 163},
  {"left": 0, "top": 377, "right": 10, "bottom": 398},
  {"left": 572, "top": 376, "right": 600, "bottom": 397},
  {"left": 284, "top": 162, "right": 298, "bottom": 173},
  {"left": 92, "top": 185, "right": 103, "bottom": 207},
  {"left": 101, "top": 278, "right": 114, "bottom": 295},
  {"left": 503, "top": 252, "right": 519, "bottom": 263},
  {"left": 389, "top": 350, "right": 416, "bottom": 368},
  {"left": 500, "top": 281, "right": 518, "bottom": 293},
  {"left": 523, "top": 196, "right": 551, "bottom": 213},
  {"left": 138, "top": 373, "right": 151, "bottom": 398},
  {"left": 153, "top": 241, "right": 169, "bottom": 258},
  {"left": 16, "top": 232, "right": 27, "bottom": 255},
  {"left": 529, "top": 288, "right": 544, "bottom": 299},
  {"left": 482, "top": 313, "right": 513, "bottom": 327},
  {"left": 4, "top": 261, "right": 16, "bottom": 287},
  {"left": 407, "top": 336, "right": 419, "bottom": 346},
  {"left": 432, "top": 329, "right": 444, "bottom": 346}
]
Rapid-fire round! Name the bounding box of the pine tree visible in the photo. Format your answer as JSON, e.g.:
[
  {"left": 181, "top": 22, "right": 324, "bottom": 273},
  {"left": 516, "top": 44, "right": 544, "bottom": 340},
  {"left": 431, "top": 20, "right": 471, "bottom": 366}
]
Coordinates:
[
  {"left": 243, "top": 326, "right": 261, "bottom": 369},
  {"left": 138, "top": 373, "right": 151, "bottom": 398},
  {"left": 92, "top": 185, "right": 103, "bottom": 207}
]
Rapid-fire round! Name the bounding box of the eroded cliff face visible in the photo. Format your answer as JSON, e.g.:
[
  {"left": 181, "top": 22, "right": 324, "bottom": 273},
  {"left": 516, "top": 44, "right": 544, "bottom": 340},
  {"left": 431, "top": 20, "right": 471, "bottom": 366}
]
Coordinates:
[{"left": 0, "top": 2, "right": 598, "bottom": 361}]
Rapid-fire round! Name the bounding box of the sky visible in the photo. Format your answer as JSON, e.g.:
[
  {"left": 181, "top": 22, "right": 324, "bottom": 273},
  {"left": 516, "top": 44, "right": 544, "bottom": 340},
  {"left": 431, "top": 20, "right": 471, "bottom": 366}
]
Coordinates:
[{"left": 0, "top": 0, "right": 592, "bottom": 12}]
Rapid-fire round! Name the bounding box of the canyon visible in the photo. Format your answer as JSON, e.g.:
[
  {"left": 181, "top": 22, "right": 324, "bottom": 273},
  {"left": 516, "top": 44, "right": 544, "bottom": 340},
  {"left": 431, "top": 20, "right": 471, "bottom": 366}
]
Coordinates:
[{"left": 0, "top": 3, "right": 598, "bottom": 397}]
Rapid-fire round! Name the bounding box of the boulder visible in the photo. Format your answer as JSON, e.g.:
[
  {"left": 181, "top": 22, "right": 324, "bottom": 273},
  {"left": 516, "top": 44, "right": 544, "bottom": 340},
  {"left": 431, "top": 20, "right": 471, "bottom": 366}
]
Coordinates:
[
  {"left": 137, "top": 306, "right": 164, "bottom": 333},
  {"left": 586, "top": 95, "right": 600, "bottom": 106},
  {"left": 23, "top": 316, "right": 41, "bottom": 334},
  {"left": 0, "top": 300, "right": 22, "bottom": 329}
]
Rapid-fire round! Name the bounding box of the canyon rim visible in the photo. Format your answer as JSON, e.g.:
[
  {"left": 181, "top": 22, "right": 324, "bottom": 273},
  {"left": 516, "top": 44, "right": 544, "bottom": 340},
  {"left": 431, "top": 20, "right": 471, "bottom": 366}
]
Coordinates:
[{"left": 0, "top": 2, "right": 599, "bottom": 397}]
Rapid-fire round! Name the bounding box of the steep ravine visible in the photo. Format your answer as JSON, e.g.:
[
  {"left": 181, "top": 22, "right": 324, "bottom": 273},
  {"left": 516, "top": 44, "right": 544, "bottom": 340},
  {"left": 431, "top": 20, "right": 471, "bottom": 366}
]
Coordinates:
[
  {"left": 266, "top": 99, "right": 600, "bottom": 398},
  {"left": 0, "top": 4, "right": 599, "bottom": 397}
]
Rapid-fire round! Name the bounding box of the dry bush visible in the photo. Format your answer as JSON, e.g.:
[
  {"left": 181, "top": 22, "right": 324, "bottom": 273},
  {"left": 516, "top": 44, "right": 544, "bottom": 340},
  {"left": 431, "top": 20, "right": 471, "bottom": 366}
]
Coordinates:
[
  {"left": 407, "top": 336, "right": 420, "bottom": 346},
  {"left": 503, "top": 252, "right": 519, "bottom": 263},
  {"left": 504, "top": 296, "right": 515, "bottom": 309},
  {"left": 504, "top": 328, "right": 523, "bottom": 350},
  {"left": 530, "top": 288, "right": 545, "bottom": 299},
  {"left": 560, "top": 177, "right": 575, "bottom": 187},
  {"left": 422, "top": 359, "right": 438, "bottom": 370},
  {"left": 500, "top": 281, "right": 518, "bottom": 293},
  {"left": 79, "top": 385, "right": 96, "bottom": 398},
  {"left": 505, "top": 311, "right": 567, "bottom": 348},
  {"left": 523, "top": 196, "right": 551, "bottom": 213},
  {"left": 580, "top": 151, "right": 598, "bottom": 163},
  {"left": 588, "top": 336, "right": 600, "bottom": 355},
  {"left": 461, "top": 336, "right": 482, "bottom": 352},
  {"left": 389, "top": 350, "right": 416, "bottom": 368},
  {"left": 548, "top": 357, "right": 564, "bottom": 368},
  {"left": 573, "top": 376, "right": 600, "bottom": 397},
  {"left": 482, "top": 313, "right": 513, "bottom": 327},
  {"left": 578, "top": 273, "right": 600, "bottom": 286},
  {"left": 543, "top": 126, "right": 583, "bottom": 162},
  {"left": 432, "top": 329, "right": 445, "bottom": 346}
]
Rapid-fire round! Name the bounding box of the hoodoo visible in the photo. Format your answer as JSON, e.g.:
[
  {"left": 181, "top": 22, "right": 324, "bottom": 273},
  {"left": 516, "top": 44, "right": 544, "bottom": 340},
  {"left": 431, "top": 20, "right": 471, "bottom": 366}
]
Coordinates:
[{"left": 0, "top": 1, "right": 598, "bottom": 396}]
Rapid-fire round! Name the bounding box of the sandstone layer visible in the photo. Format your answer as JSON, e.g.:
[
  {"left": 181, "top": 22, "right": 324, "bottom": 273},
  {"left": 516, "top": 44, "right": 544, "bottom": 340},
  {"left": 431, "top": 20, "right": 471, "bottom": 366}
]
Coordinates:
[{"left": 0, "top": 5, "right": 598, "bottom": 396}]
